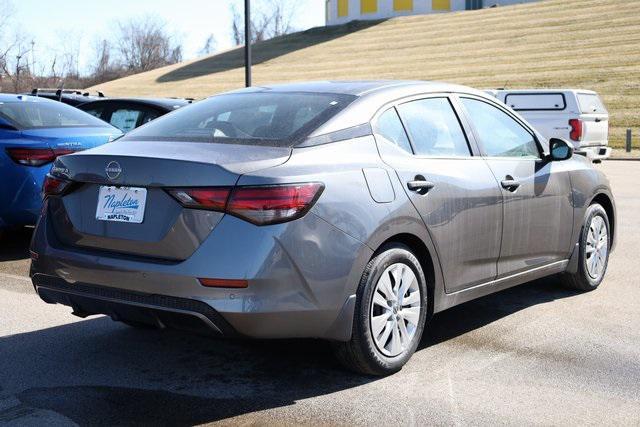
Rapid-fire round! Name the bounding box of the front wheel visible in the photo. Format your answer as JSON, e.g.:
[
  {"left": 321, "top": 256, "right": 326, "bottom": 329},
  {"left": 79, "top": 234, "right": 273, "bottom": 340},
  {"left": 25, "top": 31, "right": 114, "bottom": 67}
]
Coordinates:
[
  {"left": 560, "top": 203, "right": 610, "bottom": 291},
  {"left": 332, "top": 243, "right": 428, "bottom": 376}
]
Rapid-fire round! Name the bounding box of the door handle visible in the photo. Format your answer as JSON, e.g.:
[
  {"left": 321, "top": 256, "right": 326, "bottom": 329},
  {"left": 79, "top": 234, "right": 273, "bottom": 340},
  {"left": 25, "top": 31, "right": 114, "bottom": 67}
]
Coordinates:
[
  {"left": 407, "top": 180, "right": 435, "bottom": 193},
  {"left": 501, "top": 178, "right": 520, "bottom": 192},
  {"left": 595, "top": 118, "right": 602, "bottom": 123}
]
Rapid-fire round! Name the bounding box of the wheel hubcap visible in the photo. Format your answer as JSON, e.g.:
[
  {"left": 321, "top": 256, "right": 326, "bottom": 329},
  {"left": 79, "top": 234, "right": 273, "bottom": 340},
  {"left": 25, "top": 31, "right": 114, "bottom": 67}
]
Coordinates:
[
  {"left": 586, "top": 215, "right": 608, "bottom": 280},
  {"left": 370, "top": 263, "right": 421, "bottom": 357}
]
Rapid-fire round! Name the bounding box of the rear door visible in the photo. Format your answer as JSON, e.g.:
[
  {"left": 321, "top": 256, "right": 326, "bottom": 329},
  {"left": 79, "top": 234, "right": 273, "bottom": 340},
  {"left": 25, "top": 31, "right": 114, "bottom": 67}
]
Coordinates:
[
  {"left": 374, "top": 95, "right": 503, "bottom": 293},
  {"left": 576, "top": 92, "right": 609, "bottom": 146},
  {"left": 458, "top": 95, "right": 573, "bottom": 277}
]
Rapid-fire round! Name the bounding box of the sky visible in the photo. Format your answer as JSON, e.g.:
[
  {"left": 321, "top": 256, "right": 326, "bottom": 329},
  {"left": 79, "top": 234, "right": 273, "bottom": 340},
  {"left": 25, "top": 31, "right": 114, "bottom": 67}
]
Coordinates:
[{"left": 11, "top": 0, "right": 325, "bottom": 75}]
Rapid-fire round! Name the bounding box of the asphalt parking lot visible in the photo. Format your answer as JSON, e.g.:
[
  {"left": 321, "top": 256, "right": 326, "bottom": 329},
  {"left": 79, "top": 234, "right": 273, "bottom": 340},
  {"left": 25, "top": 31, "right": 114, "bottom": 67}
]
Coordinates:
[{"left": 0, "top": 161, "right": 638, "bottom": 426}]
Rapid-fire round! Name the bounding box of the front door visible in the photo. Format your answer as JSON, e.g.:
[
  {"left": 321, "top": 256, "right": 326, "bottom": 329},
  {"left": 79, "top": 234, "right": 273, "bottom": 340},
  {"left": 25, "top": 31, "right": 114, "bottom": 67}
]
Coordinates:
[
  {"left": 373, "top": 97, "right": 503, "bottom": 293},
  {"left": 459, "top": 96, "right": 574, "bottom": 276}
]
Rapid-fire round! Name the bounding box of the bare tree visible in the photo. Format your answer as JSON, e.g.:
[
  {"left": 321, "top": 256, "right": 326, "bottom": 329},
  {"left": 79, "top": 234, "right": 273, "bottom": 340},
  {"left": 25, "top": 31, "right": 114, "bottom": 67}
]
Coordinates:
[
  {"left": 230, "top": 0, "right": 298, "bottom": 46},
  {"left": 199, "top": 34, "right": 217, "bottom": 56},
  {"left": 0, "top": 0, "right": 17, "bottom": 89},
  {"left": 92, "top": 39, "right": 112, "bottom": 76},
  {"left": 55, "top": 30, "right": 83, "bottom": 79},
  {"left": 115, "top": 15, "right": 183, "bottom": 72},
  {"left": 230, "top": 4, "right": 244, "bottom": 46},
  {"left": 88, "top": 38, "right": 126, "bottom": 85},
  {"left": 268, "top": 0, "right": 296, "bottom": 38}
]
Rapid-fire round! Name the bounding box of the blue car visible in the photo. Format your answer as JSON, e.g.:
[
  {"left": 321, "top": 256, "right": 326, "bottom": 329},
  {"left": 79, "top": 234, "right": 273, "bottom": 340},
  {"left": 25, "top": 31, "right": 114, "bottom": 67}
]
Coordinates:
[{"left": 0, "top": 94, "right": 122, "bottom": 230}]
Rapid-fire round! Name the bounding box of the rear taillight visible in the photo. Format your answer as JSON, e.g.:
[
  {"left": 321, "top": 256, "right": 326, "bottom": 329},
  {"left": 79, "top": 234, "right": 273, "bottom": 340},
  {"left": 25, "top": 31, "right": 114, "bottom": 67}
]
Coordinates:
[
  {"left": 228, "top": 183, "right": 324, "bottom": 225},
  {"left": 5, "top": 147, "right": 76, "bottom": 167},
  {"left": 167, "top": 188, "right": 231, "bottom": 211},
  {"left": 569, "top": 119, "right": 583, "bottom": 142},
  {"left": 167, "top": 183, "right": 324, "bottom": 225},
  {"left": 43, "top": 174, "right": 73, "bottom": 197}
]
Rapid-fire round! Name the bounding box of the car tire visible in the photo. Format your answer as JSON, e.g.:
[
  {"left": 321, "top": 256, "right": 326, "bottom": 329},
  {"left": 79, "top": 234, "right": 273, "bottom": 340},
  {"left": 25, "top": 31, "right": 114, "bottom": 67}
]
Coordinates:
[
  {"left": 560, "top": 203, "right": 610, "bottom": 291},
  {"left": 332, "top": 243, "right": 428, "bottom": 376}
]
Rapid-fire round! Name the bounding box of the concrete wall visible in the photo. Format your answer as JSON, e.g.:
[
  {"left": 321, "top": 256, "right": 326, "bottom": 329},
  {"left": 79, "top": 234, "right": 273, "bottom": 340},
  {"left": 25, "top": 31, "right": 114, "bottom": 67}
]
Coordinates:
[{"left": 326, "top": 0, "right": 540, "bottom": 26}]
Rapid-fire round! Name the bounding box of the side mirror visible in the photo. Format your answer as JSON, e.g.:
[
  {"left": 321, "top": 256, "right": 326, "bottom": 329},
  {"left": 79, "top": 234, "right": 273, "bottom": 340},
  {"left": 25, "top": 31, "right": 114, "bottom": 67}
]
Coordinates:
[{"left": 549, "top": 138, "right": 573, "bottom": 161}]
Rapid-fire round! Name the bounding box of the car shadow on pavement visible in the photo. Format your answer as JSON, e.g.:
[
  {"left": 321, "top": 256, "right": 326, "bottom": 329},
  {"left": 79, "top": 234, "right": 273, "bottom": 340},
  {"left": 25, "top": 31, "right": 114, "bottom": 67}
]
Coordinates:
[
  {"left": 0, "top": 319, "right": 375, "bottom": 425},
  {"left": 0, "top": 277, "right": 582, "bottom": 425},
  {"left": 0, "top": 227, "right": 32, "bottom": 262},
  {"left": 422, "top": 276, "right": 582, "bottom": 348}
]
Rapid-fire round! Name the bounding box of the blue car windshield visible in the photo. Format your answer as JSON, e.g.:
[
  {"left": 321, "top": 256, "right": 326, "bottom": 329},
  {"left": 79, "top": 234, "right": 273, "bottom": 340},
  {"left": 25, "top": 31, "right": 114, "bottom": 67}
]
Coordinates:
[
  {"left": 0, "top": 101, "right": 110, "bottom": 129},
  {"left": 121, "top": 92, "right": 356, "bottom": 147}
]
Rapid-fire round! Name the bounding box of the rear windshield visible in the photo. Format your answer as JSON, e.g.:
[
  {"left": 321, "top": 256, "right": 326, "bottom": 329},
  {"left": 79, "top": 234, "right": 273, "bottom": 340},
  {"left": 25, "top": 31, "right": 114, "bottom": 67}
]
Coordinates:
[
  {"left": 121, "top": 92, "right": 356, "bottom": 146},
  {"left": 0, "top": 100, "right": 111, "bottom": 129},
  {"left": 577, "top": 93, "right": 607, "bottom": 114},
  {"left": 504, "top": 93, "right": 566, "bottom": 111}
]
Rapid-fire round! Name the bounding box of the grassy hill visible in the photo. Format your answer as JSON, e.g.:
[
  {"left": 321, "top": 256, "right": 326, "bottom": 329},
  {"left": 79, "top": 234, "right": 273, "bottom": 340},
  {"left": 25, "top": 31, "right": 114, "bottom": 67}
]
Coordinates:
[{"left": 90, "top": 0, "right": 640, "bottom": 147}]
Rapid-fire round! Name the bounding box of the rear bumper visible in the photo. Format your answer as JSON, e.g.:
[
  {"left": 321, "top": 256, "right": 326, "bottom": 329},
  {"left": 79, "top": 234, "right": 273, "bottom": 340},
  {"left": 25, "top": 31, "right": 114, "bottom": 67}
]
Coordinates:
[
  {"left": 30, "top": 204, "right": 371, "bottom": 341},
  {"left": 33, "top": 274, "right": 237, "bottom": 336},
  {"left": 576, "top": 145, "right": 612, "bottom": 161}
]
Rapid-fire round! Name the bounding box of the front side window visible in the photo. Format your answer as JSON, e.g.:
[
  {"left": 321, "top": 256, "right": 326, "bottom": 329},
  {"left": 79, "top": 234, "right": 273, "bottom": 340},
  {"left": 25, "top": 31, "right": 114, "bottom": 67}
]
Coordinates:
[
  {"left": 122, "top": 92, "right": 355, "bottom": 147},
  {"left": 374, "top": 108, "right": 412, "bottom": 153},
  {"left": 461, "top": 98, "right": 539, "bottom": 159},
  {"left": 396, "top": 97, "right": 470, "bottom": 157}
]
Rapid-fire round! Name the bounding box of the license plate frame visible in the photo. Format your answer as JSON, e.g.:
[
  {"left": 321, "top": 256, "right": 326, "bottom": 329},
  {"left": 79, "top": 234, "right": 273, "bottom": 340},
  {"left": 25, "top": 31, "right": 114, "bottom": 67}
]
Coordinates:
[{"left": 95, "top": 186, "right": 147, "bottom": 224}]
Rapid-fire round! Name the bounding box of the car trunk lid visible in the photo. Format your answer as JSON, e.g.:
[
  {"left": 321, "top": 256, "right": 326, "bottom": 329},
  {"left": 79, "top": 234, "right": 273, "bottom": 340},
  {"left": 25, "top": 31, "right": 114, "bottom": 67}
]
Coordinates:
[
  {"left": 20, "top": 126, "right": 122, "bottom": 153},
  {"left": 49, "top": 140, "right": 291, "bottom": 260}
]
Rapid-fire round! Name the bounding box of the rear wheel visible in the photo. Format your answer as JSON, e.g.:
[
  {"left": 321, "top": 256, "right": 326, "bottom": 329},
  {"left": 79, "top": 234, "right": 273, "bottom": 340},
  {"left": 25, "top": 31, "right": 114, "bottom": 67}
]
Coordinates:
[
  {"left": 333, "top": 243, "right": 428, "bottom": 376},
  {"left": 560, "top": 203, "right": 610, "bottom": 291}
]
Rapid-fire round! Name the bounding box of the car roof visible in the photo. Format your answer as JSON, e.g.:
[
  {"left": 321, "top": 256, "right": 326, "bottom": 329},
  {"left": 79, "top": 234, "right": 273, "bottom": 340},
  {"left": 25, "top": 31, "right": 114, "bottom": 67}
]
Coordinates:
[
  {"left": 229, "top": 80, "right": 477, "bottom": 97},
  {"left": 78, "top": 97, "right": 191, "bottom": 110},
  {"left": 492, "top": 89, "right": 598, "bottom": 95}
]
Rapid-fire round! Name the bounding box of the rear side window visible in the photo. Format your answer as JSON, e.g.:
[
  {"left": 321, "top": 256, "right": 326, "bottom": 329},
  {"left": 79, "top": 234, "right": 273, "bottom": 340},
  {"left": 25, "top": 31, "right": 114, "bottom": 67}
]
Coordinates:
[
  {"left": 374, "top": 108, "right": 412, "bottom": 153},
  {"left": 122, "top": 92, "right": 356, "bottom": 147},
  {"left": 396, "top": 98, "right": 470, "bottom": 157},
  {"left": 504, "top": 93, "right": 566, "bottom": 111},
  {"left": 577, "top": 93, "right": 607, "bottom": 114},
  {"left": 461, "top": 98, "right": 539, "bottom": 159}
]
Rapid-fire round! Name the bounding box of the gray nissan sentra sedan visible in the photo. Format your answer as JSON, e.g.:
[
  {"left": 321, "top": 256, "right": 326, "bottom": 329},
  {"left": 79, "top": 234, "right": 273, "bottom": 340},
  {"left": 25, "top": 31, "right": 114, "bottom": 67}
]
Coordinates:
[{"left": 30, "top": 81, "right": 616, "bottom": 375}]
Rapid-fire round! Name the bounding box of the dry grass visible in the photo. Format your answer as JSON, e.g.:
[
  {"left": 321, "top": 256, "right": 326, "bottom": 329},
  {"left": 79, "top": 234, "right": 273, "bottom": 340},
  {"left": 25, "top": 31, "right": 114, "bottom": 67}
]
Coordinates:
[{"left": 90, "top": 0, "right": 640, "bottom": 147}]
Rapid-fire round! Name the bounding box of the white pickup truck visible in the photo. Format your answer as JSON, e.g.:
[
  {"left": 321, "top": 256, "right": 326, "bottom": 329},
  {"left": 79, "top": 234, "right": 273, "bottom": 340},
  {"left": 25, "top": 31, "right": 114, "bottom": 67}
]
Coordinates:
[{"left": 487, "top": 89, "right": 611, "bottom": 161}]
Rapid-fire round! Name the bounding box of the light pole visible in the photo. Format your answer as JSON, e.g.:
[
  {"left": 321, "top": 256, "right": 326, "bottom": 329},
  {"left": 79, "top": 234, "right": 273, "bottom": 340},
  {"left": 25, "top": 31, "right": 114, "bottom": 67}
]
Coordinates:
[{"left": 244, "top": 0, "right": 252, "bottom": 87}]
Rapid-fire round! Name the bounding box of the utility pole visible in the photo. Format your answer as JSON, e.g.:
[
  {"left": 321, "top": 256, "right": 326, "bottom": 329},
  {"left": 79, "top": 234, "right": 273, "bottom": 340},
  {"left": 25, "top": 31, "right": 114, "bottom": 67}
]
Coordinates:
[{"left": 244, "top": 0, "right": 252, "bottom": 87}]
